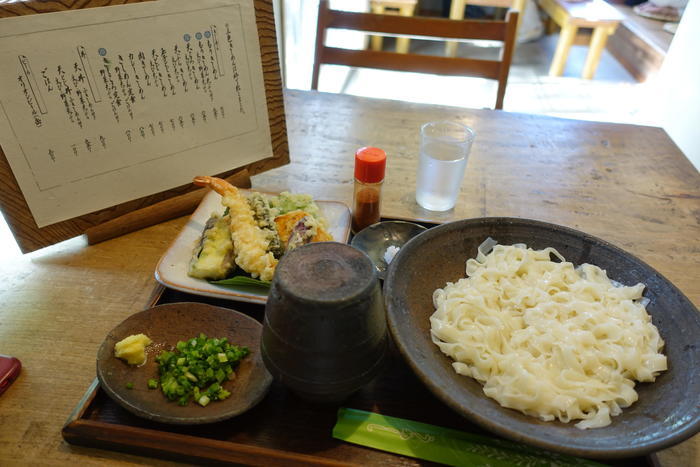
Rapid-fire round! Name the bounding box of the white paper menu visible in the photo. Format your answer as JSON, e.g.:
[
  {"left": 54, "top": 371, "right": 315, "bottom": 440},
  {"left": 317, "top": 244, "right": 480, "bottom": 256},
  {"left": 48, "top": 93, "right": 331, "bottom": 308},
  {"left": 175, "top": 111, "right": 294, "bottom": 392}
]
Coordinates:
[{"left": 0, "top": 0, "right": 273, "bottom": 228}]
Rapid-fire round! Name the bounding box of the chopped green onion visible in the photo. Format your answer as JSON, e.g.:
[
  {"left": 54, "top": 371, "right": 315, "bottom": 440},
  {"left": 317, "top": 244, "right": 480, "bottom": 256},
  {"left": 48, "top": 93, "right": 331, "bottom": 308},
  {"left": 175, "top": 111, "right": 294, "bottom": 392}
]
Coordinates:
[
  {"left": 198, "top": 395, "right": 211, "bottom": 407},
  {"left": 125, "top": 382, "right": 134, "bottom": 390},
  {"left": 147, "top": 379, "right": 158, "bottom": 389},
  {"left": 153, "top": 334, "right": 249, "bottom": 407}
]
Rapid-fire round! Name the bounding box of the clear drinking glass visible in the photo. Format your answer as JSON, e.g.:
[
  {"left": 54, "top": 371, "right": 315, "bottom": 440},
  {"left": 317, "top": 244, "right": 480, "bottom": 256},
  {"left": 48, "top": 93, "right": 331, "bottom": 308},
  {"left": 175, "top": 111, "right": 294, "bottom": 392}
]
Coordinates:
[{"left": 415, "top": 121, "right": 475, "bottom": 211}]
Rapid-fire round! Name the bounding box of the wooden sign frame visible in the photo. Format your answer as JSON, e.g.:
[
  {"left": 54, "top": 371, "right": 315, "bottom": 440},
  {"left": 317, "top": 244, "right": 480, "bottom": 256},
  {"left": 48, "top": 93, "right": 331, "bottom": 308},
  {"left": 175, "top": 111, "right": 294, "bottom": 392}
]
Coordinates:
[{"left": 0, "top": 0, "right": 288, "bottom": 253}]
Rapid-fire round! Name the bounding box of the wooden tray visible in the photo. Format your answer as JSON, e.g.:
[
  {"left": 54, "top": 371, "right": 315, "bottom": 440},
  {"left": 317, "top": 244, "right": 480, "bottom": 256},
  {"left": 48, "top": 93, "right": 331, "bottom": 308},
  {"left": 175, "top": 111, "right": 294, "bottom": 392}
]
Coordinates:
[{"left": 63, "top": 285, "right": 659, "bottom": 466}]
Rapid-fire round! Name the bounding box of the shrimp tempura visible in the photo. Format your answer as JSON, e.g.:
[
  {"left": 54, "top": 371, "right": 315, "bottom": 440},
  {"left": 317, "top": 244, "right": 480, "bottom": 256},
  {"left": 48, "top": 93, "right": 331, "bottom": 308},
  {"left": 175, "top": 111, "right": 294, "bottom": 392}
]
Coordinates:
[{"left": 193, "top": 176, "right": 278, "bottom": 281}]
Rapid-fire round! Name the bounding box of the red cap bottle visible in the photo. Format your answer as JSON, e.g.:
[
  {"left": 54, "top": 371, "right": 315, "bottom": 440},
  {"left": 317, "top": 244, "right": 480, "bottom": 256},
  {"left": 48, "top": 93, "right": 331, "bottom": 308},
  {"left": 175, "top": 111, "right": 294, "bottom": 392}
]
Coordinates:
[
  {"left": 352, "top": 147, "right": 386, "bottom": 233},
  {"left": 354, "top": 147, "right": 386, "bottom": 184}
]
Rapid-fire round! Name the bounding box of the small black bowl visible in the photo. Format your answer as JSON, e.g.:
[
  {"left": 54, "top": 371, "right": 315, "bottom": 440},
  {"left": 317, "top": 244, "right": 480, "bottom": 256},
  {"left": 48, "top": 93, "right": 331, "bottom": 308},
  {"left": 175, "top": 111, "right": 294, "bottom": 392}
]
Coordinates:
[
  {"left": 261, "top": 242, "right": 388, "bottom": 403},
  {"left": 350, "top": 220, "right": 427, "bottom": 279},
  {"left": 384, "top": 217, "right": 700, "bottom": 459}
]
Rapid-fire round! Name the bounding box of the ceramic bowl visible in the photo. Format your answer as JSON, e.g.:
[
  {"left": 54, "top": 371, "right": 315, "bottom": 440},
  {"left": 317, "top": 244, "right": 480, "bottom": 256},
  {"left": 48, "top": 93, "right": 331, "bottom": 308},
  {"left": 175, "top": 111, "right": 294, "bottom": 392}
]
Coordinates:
[
  {"left": 350, "top": 220, "right": 427, "bottom": 279},
  {"left": 97, "top": 302, "right": 272, "bottom": 424},
  {"left": 383, "top": 217, "right": 700, "bottom": 459}
]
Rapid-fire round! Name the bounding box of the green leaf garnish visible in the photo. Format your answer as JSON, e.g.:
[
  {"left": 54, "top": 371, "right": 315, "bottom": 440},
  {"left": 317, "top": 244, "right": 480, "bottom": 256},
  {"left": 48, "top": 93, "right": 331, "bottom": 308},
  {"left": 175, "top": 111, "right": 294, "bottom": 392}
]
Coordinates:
[{"left": 211, "top": 276, "right": 271, "bottom": 288}]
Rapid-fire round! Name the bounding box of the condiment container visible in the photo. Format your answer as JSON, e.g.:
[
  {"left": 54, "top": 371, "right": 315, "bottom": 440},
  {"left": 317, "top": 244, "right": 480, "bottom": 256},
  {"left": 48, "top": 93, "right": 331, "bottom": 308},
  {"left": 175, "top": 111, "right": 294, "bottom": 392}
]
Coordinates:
[
  {"left": 349, "top": 220, "right": 427, "bottom": 280},
  {"left": 352, "top": 147, "right": 386, "bottom": 233},
  {"left": 261, "top": 242, "right": 388, "bottom": 403}
]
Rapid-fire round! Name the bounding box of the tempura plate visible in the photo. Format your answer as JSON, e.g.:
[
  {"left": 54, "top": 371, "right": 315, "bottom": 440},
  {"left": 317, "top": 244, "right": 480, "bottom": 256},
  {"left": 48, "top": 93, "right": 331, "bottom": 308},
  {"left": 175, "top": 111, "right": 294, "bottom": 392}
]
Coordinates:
[{"left": 155, "top": 189, "right": 351, "bottom": 303}]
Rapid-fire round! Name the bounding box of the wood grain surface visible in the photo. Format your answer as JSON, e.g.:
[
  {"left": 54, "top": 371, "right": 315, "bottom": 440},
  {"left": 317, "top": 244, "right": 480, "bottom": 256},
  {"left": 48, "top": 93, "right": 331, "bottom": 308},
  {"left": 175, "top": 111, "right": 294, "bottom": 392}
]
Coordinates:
[
  {"left": 0, "top": 89, "right": 698, "bottom": 466},
  {"left": 0, "top": 0, "right": 288, "bottom": 254},
  {"left": 256, "top": 91, "right": 700, "bottom": 300},
  {"left": 84, "top": 169, "right": 251, "bottom": 245}
]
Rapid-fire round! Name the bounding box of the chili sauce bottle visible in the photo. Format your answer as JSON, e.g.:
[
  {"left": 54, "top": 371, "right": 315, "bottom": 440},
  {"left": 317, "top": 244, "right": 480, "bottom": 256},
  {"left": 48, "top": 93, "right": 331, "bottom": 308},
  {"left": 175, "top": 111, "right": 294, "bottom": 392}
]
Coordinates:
[{"left": 352, "top": 147, "right": 386, "bottom": 234}]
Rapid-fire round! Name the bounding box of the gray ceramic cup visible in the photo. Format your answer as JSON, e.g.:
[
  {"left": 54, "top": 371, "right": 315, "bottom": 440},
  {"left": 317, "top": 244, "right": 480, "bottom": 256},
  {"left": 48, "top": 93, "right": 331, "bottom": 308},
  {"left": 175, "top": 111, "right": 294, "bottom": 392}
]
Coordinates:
[{"left": 261, "top": 242, "right": 388, "bottom": 403}]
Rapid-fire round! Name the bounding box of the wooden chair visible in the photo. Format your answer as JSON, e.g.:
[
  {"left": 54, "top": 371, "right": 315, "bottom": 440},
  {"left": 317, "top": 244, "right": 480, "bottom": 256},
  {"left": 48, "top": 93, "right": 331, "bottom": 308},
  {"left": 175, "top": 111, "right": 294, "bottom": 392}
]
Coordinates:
[{"left": 311, "top": 0, "right": 519, "bottom": 110}]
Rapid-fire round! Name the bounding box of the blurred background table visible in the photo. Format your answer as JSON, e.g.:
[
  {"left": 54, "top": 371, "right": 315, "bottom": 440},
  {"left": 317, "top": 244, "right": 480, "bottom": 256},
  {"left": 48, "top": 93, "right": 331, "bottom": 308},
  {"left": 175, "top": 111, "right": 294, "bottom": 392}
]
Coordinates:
[
  {"left": 0, "top": 89, "right": 698, "bottom": 466},
  {"left": 538, "top": 0, "right": 625, "bottom": 78}
]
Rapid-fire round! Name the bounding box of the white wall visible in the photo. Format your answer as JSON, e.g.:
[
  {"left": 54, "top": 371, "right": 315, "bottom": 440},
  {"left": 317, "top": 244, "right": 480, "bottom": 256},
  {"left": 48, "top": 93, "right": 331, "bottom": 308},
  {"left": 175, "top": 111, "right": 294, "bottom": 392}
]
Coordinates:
[
  {"left": 281, "top": 0, "right": 369, "bottom": 91},
  {"left": 656, "top": 1, "right": 700, "bottom": 171}
]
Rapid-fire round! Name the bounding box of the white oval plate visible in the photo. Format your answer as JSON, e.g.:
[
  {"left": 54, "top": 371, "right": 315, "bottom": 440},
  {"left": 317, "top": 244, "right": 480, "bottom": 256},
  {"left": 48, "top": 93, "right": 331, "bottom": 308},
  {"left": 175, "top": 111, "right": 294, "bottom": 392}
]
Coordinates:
[{"left": 155, "top": 190, "right": 351, "bottom": 303}]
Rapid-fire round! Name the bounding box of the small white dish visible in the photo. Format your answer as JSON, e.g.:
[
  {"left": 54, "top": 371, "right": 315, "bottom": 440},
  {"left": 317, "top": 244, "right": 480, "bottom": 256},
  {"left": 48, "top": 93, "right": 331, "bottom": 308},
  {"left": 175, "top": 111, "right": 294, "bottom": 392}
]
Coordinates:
[{"left": 155, "top": 190, "right": 351, "bottom": 303}]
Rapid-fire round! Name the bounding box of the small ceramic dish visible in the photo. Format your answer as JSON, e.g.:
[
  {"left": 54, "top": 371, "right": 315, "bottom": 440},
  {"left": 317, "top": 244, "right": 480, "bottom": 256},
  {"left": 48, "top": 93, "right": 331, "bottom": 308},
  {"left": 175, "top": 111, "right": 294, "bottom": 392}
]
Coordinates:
[
  {"left": 96, "top": 302, "right": 272, "bottom": 425},
  {"left": 350, "top": 221, "right": 427, "bottom": 279},
  {"left": 155, "top": 189, "right": 351, "bottom": 303}
]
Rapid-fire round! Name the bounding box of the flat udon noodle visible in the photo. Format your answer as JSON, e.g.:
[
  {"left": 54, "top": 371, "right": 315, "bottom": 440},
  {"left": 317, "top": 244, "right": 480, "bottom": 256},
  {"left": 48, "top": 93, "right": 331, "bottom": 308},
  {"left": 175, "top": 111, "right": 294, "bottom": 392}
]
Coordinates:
[{"left": 429, "top": 243, "right": 667, "bottom": 429}]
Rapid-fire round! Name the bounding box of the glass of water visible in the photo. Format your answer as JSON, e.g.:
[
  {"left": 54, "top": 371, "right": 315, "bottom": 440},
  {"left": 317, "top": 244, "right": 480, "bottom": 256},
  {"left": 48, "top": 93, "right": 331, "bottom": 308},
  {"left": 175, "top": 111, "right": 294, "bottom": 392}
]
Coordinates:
[{"left": 415, "top": 121, "right": 475, "bottom": 211}]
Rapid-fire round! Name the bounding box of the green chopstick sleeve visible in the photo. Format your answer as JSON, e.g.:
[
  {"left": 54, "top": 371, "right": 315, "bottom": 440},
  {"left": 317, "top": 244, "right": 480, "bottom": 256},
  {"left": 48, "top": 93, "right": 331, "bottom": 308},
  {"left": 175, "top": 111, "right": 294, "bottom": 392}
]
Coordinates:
[{"left": 332, "top": 408, "right": 604, "bottom": 467}]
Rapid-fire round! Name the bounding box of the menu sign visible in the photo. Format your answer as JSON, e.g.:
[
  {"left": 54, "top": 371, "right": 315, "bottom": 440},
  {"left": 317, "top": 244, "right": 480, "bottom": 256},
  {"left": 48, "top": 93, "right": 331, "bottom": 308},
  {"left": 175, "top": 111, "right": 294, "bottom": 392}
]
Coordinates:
[{"left": 0, "top": 0, "right": 273, "bottom": 228}]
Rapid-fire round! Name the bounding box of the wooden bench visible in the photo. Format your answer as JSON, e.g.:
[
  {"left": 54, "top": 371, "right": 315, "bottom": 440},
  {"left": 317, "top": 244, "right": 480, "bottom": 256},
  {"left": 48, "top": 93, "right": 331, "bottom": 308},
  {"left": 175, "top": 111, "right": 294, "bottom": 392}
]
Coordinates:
[
  {"left": 539, "top": 0, "right": 625, "bottom": 79},
  {"left": 606, "top": 3, "right": 672, "bottom": 82}
]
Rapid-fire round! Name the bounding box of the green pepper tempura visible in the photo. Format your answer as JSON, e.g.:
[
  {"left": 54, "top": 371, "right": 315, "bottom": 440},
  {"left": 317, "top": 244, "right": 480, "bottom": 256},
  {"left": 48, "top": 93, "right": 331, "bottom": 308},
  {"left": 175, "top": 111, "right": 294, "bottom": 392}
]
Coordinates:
[{"left": 155, "top": 333, "right": 249, "bottom": 407}]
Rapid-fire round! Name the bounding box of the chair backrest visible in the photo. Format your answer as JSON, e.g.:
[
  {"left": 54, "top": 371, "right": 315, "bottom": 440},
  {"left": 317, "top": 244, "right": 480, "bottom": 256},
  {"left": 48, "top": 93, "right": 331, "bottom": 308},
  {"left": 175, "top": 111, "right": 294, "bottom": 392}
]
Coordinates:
[{"left": 311, "top": 1, "right": 518, "bottom": 110}]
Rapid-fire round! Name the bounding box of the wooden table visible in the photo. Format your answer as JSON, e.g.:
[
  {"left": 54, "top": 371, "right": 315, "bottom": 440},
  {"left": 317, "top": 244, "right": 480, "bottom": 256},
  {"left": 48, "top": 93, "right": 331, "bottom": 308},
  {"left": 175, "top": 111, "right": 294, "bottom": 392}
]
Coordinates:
[
  {"left": 370, "top": 0, "right": 418, "bottom": 54},
  {"left": 539, "top": 0, "right": 625, "bottom": 79},
  {"left": 0, "top": 90, "right": 698, "bottom": 466}
]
